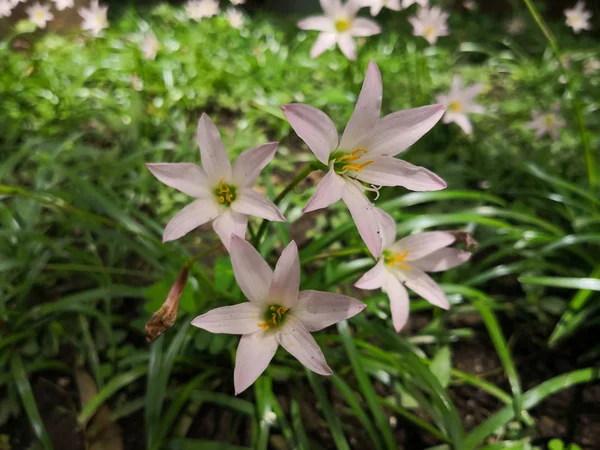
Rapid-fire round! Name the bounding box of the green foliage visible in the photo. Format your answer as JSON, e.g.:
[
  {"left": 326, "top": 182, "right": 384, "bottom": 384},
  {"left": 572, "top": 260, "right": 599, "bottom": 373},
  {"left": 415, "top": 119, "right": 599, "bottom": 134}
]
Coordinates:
[{"left": 0, "top": 1, "right": 599, "bottom": 449}]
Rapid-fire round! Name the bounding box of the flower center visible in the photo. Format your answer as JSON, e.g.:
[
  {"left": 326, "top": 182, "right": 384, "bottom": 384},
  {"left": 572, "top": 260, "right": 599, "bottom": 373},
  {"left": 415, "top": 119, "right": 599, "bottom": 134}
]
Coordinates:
[
  {"left": 449, "top": 100, "right": 462, "bottom": 112},
  {"left": 544, "top": 114, "right": 555, "bottom": 127},
  {"left": 330, "top": 148, "right": 374, "bottom": 174},
  {"left": 214, "top": 178, "right": 237, "bottom": 206},
  {"left": 34, "top": 10, "right": 46, "bottom": 21},
  {"left": 335, "top": 18, "right": 352, "bottom": 33},
  {"left": 258, "top": 304, "right": 289, "bottom": 330},
  {"left": 424, "top": 26, "right": 436, "bottom": 40},
  {"left": 383, "top": 250, "right": 411, "bottom": 270}
]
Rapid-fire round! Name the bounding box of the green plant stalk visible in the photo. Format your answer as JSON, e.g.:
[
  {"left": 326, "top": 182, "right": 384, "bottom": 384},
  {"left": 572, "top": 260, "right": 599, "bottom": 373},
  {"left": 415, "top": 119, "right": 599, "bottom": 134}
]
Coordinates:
[
  {"left": 253, "top": 164, "right": 317, "bottom": 247},
  {"left": 522, "top": 0, "right": 596, "bottom": 191}
]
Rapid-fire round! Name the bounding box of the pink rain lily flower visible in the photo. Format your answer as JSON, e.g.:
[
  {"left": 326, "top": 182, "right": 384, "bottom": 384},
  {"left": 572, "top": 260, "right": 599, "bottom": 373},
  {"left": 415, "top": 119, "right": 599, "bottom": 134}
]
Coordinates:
[
  {"left": 282, "top": 62, "right": 446, "bottom": 258},
  {"left": 147, "top": 114, "right": 285, "bottom": 250},
  {"left": 297, "top": 0, "right": 381, "bottom": 61},
  {"left": 525, "top": 109, "right": 566, "bottom": 140},
  {"left": 192, "top": 236, "right": 366, "bottom": 394},
  {"left": 408, "top": 5, "right": 450, "bottom": 45},
  {"left": 564, "top": 1, "right": 592, "bottom": 34},
  {"left": 79, "top": 0, "right": 109, "bottom": 36},
  {"left": 364, "top": 0, "right": 401, "bottom": 17},
  {"left": 355, "top": 209, "right": 471, "bottom": 332},
  {"left": 26, "top": 3, "right": 54, "bottom": 29},
  {"left": 402, "top": 0, "right": 428, "bottom": 8},
  {"left": 435, "top": 75, "right": 484, "bottom": 135}
]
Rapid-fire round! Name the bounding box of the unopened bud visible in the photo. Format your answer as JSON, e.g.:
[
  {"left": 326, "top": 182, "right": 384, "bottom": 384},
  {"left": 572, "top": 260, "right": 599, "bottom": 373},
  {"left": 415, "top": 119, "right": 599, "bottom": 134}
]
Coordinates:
[
  {"left": 145, "top": 266, "right": 189, "bottom": 344},
  {"left": 448, "top": 230, "right": 479, "bottom": 250}
]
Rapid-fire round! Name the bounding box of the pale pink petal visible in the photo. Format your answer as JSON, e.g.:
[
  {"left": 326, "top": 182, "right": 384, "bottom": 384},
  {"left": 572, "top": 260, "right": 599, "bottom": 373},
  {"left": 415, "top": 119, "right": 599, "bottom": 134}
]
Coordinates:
[
  {"left": 387, "top": 0, "right": 402, "bottom": 10},
  {"left": 310, "top": 32, "right": 337, "bottom": 58},
  {"left": 370, "top": 3, "right": 384, "bottom": 15},
  {"left": 163, "top": 198, "right": 220, "bottom": 243},
  {"left": 232, "top": 142, "right": 278, "bottom": 187},
  {"left": 465, "top": 82, "right": 484, "bottom": 99},
  {"left": 411, "top": 248, "right": 471, "bottom": 272},
  {"left": 391, "top": 231, "right": 455, "bottom": 260},
  {"left": 365, "top": 105, "right": 445, "bottom": 156},
  {"left": 355, "top": 156, "right": 446, "bottom": 191},
  {"left": 234, "top": 332, "right": 278, "bottom": 395},
  {"left": 451, "top": 75, "right": 462, "bottom": 93},
  {"left": 337, "top": 34, "right": 357, "bottom": 61},
  {"left": 375, "top": 208, "right": 397, "bottom": 249},
  {"left": 281, "top": 104, "right": 338, "bottom": 165},
  {"left": 292, "top": 290, "right": 366, "bottom": 331},
  {"left": 278, "top": 316, "right": 333, "bottom": 375},
  {"left": 452, "top": 113, "right": 473, "bottom": 135},
  {"left": 197, "top": 113, "right": 232, "bottom": 180},
  {"left": 269, "top": 241, "right": 300, "bottom": 308},
  {"left": 192, "top": 303, "right": 261, "bottom": 334},
  {"left": 384, "top": 275, "right": 410, "bottom": 332},
  {"left": 339, "top": 61, "right": 382, "bottom": 151},
  {"left": 303, "top": 169, "right": 347, "bottom": 213},
  {"left": 146, "top": 163, "right": 210, "bottom": 198},
  {"left": 401, "top": 267, "right": 449, "bottom": 309},
  {"left": 350, "top": 18, "right": 381, "bottom": 36},
  {"left": 212, "top": 210, "right": 248, "bottom": 251},
  {"left": 342, "top": 182, "right": 381, "bottom": 258},
  {"left": 320, "top": 0, "right": 342, "bottom": 17},
  {"left": 354, "top": 259, "right": 388, "bottom": 290},
  {"left": 232, "top": 189, "right": 286, "bottom": 222},
  {"left": 345, "top": 0, "right": 364, "bottom": 16},
  {"left": 297, "top": 16, "right": 334, "bottom": 31},
  {"left": 230, "top": 235, "right": 273, "bottom": 304}
]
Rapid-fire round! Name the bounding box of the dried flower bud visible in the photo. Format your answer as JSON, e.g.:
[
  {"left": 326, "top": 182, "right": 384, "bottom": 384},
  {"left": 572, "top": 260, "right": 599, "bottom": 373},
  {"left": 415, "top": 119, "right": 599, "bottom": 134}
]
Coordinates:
[
  {"left": 448, "top": 230, "right": 479, "bottom": 250},
  {"left": 145, "top": 266, "right": 189, "bottom": 344}
]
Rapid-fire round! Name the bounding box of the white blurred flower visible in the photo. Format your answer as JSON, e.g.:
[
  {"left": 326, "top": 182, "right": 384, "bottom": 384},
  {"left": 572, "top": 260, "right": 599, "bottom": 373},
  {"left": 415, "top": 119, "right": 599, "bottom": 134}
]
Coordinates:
[
  {"left": 26, "top": 3, "right": 54, "bottom": 29},
  {"left": 402, "top": 0, "right": 428, "bottom": 7},
  {"left": 525, "top": 109, "right": 566, "bottom": 140},
  {"left": 141, "top": 32, "right": 160, "bottom": 60},
  {"left": 464, "top": 0, "right": 475, "bottom": 10},
  {"left": 364, "top": 0, "right": 401, "bottom": 17},
  {"left": 0, "top": 0, "right": 13, "bottom": 18},
  {"left": 230, "top": 0, "right": 245, "bottom": 4},
  {"left": 225, "top": 7, "right": 244, "bottom": 29},
  {"left": 584, "top": 58, "right": 600, "bottom": 75},
  {"left": 185, "top": 0, "right": 219, "bottom": 21},
  {"left": 506, "top": 17, "right": 526, "bottom": 35},
  {"left": 79, "top": 0, "right": 109, "bottom": 36},
  {"left": 564, "top": 1, "right": 592, "bottom": 34},
  {"left": 52, "top": 0, "right": 74, "bottom": 11},
  {"left": 297, "top": 0, "right": 381, "bottom": 61},
  {"left": 436, "top": 75, "right": 484, "bottom": 135},
  {"left": 408, "top": 6, "right": 449, "bottom": 45}
]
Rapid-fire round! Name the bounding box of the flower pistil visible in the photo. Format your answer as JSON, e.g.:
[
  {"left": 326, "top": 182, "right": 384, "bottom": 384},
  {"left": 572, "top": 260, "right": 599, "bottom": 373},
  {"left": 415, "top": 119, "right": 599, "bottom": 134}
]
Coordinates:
[
  {"left": 214, "top": 178, "right": 237, "bottom": 205},
  {"left": 258, "top": 304, "right": 289, "bottom": 330}
]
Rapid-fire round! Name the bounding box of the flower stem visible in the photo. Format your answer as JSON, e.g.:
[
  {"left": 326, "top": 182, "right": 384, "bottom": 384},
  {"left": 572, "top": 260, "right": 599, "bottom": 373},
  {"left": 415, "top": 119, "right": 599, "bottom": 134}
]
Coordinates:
[
  {"left": 522, "top": 0, "right": 596, "bottom": 192},
  {"left": 253, "top": 163, "right": 317, "bottom": 248}
]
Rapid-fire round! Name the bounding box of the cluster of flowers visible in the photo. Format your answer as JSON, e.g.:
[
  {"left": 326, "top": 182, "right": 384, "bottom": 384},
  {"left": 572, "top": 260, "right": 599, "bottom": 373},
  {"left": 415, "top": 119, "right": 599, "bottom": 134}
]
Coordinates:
[
  {"left": 147, "top": 62, "right": 474, "bottom": 394},
  {"left": 184, "top": 0, "right": 245, "bottom": 28}
]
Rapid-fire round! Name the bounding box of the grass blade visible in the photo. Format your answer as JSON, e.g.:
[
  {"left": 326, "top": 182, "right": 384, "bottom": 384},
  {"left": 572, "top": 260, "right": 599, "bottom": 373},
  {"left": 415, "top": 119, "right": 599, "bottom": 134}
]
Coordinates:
[{"left": 519, "top": 276, "right": 600, "bottom": 291}]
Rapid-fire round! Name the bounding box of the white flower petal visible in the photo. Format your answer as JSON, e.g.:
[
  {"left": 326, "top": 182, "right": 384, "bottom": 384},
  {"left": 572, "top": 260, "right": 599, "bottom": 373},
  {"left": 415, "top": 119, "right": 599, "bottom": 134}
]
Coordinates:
[
  {"left": 163, "top": 198, "right": 220, "bottom": 242},
  {"left": 230, "top": 235, "right": 273, "bottom": 304},
  {"left": 342, "top": 182, "right": 381, "bottom": 258},
  {"left": 451, "top": 113, "right": 473, "bottom": 135},
  {"left": 354, "top": 259, "right": 388, "bottom": 290},
  {"left": 269, "top": 241, "right": 300, "bottom": 308},
  {"left": 281, "top": 104, "right": 338, "bottom": 165},
  {"left": 365, "top": 104, "right": 445, "bottom": 156},
  {"left": 232, "top": 189, "right": 286, "bottom": 222},
  {"left": 401, "top": 267, "right": 449, "bottom": 309},
  {"left": 350, "top": 18, "right": 381, "bottom": 37},
  {"left": 232, "top": 142, "right": 278, "bottom": 187},
  {"left": 212, "top": 210, "right": 248, "bottom": 251},
  {"left": 234, "top": 332, "right": 278, "bottom": 395},
  {"left": 146, "top": 163, "right": 210, "bottom": 198},
  {"left": 292, "top": 290, "right": 366, "bottom": 331},
  {"left": 320, "top": 0, "right": 342, "bottom": 17},
  {"left": 303, "top": 169, "right": 347, "bottom": 213},
  {"left": 355, "top": 156, "right": 447, "bottom": 191},
  {"left": 197, "top": 113, "right": 232, "bottom": 180},
  {"left": 383, "top": 275, "right": 410, "bottom": 332},
  {"left": 337, "top": 34, "right": 357, "bottom": 61},
  {"left": 191, "top": 303, "right": 261, "bottom": 334},
  {"left": 391, "top": 231, "right": 455, "bottom": 260},
  {"left": 310, "top": 32, "right": 337, "bottom": 58},
  {"left": 297, "top": 15, "right": 333, "bottom": 31},
  {"left": 278, "top": 316, "right": 333, "bottom": 375},
  {"left": 411, "top": 248, "right": 471, "bottom": 272},
  {"left": 339, "top": 61, "right": 382, "bottom": 151},
  {"left": 375, "top": 208, "right": 397, "bottom": 249}
]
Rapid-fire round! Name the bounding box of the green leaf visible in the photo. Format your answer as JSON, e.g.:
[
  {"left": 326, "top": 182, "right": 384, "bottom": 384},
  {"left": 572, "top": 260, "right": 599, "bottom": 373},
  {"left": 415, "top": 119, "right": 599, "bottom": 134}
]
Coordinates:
[
  {"left": 520, "top": 276, "right": 600, "bottom": 291},
  {"left": 430, "top": 346, "right": 452, "bottom": 389}
]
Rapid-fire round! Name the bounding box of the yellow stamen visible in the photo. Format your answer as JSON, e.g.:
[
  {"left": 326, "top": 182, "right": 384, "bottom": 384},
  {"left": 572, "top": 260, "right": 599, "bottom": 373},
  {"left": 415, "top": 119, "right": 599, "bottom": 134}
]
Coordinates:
[
  {"left": 335, "top": 18, "right": 352, "bottom": 33},
  {"left": 342, "top": 160, "right": 374, "bottom": 173},
  {"left": 384, "top": 250, "right": 412, "bottom": 270},
  {"left": 449, "top": 100, "right": 462, "bottom": 112},
  {"left": 335, "top": 148, "right": 373, "bottom": 173},
  {"left": 258, "top": 306, "right": 288, "bottom": 330}
]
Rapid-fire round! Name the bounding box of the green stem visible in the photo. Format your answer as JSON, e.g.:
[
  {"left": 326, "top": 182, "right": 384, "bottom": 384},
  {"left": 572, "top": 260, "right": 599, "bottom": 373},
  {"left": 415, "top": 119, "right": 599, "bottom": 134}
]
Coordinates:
[
  {"left": 522, "top": 0, "right": 596, "bottom": 191},
  {"left": 253, "top": 164, "right": 317, "bottom": 247}
]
